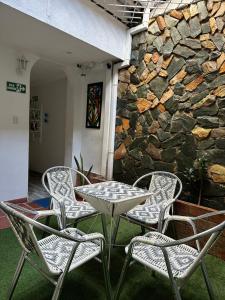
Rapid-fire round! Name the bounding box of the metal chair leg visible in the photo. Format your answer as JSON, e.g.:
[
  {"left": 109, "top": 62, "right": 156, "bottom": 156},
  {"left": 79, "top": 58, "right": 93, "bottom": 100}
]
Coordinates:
[
  {"left": 51, "top": 274, "right": 65, "bottom": 300},
  {"left": 167, "top": 274, "right": 182, "bottom": 300},
  {"left": 101, "top": 243, "right": 112, "bottom": 300},
  {"left": 163, "top": 249, "right": 182, "bottom": 300},
  {"left": 101, "top": 214, "right": 109, "bottom": 245},
  {"left": 201, "top": 262, "right": 216, "bottom": 300},
  {"left": 171, "top": 281, "right": 182, "bottom": 300},
  {"left": 114, "top": 251, "right": 132, "bottom": 300},
  {"left": 8, "top": 251, "right": 26, "bottom": 300}
]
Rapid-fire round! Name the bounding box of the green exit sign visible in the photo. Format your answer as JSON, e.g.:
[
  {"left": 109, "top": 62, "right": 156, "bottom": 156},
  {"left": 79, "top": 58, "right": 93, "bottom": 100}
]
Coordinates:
[{"left": 7, "top": 81, "right": 26, "bottom": 94}]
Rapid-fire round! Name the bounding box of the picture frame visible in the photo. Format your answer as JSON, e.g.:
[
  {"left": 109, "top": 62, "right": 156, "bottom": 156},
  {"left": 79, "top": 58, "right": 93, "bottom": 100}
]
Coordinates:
[{"left": 86, "top": 82, "right": 103, "bottom": 129}]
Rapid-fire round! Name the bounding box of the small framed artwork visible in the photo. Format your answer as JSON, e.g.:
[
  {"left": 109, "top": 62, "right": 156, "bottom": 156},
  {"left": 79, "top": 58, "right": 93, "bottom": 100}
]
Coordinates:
[{"left": 86, "top": 82, "right": 103, "bottom": 129}]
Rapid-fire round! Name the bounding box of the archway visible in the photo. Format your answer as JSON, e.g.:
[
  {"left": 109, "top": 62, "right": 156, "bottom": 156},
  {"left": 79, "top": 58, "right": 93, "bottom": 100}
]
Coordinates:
[{"left": 28, "top": 59, "right": 67, "bottom": 201}]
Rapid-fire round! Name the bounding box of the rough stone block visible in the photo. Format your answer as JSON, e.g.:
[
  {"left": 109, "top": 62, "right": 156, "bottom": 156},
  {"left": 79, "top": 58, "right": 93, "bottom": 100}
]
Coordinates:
[
  {"left": 214, "top": 2, "right": 225, "bottom": 18},
  {"left": 202, "top": 61, "right": 218, "bottom": 74},
  {"left": 192, "top": 127, "right": 211, "bottom": 140},
  {"left": 211, "top": 127, "right": 225, "bottom": 138},
  {"left": 208, "top": 164, "right": 225, "bottom": 184},
  {"left": 162, "top": 38, "right": 174, "bottom": 57},
  {"left": 161, "top": 133, "right": 185, "bottom": 148},
  {"left": 167, "top": 57, "right": 186, "bottom": 81},
  {"left": 211, "top": 33, "right": 225, "bottom": 51},
  {"left": 214, "top": 85, "right": 225, "bottom": 97},
  {"left": 161, "top": 147, "right": 177, "bottom": 162},
  {"left": 197, "top": 1, "right": 208, "bottom": 21},
  {"left": 209, "top": 17, "right": 218, "bottom": 34},
  {"left": 156, "top": 16, "right": 166, "bottom": 31},
  {"left": 148, "top": 21, "right": 161, "bottom": 35},
  {"left": 146, "top": 143, "right": 161, "bottom": 160},
  {"left": 149, "top": 77, "right": 168, "bottom": 99},
  {"left": 164, "top": 15, "right": 179, "bottom": 28},
  {"left": 170, "top": 113, "right": 196, "bottom": 133},
  {"left": 193, "top": 103, "right": 218, "bottom": 117},
  {"left": 185, "top": 76, "right": 204, "bottom": 91},
  {"left": 189, "top": 16, "right": 202, "bottom": 38},
  {"left": 180, "top": 38, "right": 201, "bottom": 49},
  {"left": 173, "top": 45, "right": 196, "bottom": 58},
  {"left": 170, "top": 27, "right": 182, "bottom": 45},
  {"left": 177, "top": 19, "right": 191, "bottom": 38},
  {"left": 201, "top": 40, "right": 216, "bottom": 50},
  {"left": 197, "top": 116, "right": 219, "bottom": 128},
  {"left": 169, "top": 10, "right": 183, "bottom": 20},
  {"left": 136, "top": 98, "right": 151, "bottom": 113}
]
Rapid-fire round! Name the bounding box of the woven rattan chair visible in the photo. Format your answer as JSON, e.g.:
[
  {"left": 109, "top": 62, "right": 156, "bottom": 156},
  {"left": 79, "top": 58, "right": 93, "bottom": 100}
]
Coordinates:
[
  {"left": 112, "top": 172, "right": 182, "bottom": 244},
  {"left": 114, "top": 211, "right": 225, "bottom": 300},
  {"left": 42, "top": 166, "right": 99, "bottom": 229},
  {"left": 0, "top": 201, "right": 111, "bottom": 300}
]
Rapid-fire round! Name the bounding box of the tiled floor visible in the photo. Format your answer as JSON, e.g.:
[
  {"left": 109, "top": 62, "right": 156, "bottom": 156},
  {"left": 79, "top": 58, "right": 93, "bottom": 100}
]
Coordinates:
[
  {"left": 28, "top": 171, "right": 49, "bottom": 201},
  {"left": 0, "top": 171, "right": 48, "bottom": 230},
  {"left": 0, "top": 200, "right": 46, "bottom": 230}
]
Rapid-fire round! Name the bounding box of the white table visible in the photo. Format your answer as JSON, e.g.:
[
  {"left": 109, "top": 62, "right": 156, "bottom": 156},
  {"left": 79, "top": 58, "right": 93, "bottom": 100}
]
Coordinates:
[{"left": 74, "top": 181, "right": 152, "bottom": 266}]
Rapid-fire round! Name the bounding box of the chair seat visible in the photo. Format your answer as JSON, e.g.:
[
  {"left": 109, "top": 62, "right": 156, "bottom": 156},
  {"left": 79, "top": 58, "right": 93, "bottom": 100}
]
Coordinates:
[
  {"left": 127, "top": 232, "right": 199, "bottom": 279},
  {"left": 65, "top": 200, "right": 97, "bottom": 219},
  {"left": 126, "top": 204, "right": 168, "bottom": 224},
  {"left": 39, "top": 228, "right": 101, "bottom": 275}
]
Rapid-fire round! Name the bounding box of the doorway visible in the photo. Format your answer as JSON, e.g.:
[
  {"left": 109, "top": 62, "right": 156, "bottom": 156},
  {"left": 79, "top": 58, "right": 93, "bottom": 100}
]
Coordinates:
[{"left": 28, "top": 59, "right": 67, "bottom": 201}]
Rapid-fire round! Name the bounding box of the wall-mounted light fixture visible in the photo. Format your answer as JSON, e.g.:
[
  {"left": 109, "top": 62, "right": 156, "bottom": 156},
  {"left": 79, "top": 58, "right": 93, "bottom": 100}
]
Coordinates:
[
  {"left": 17, "top": 55, "right": 29, "bottom": 74},
  {"left": 77, "top": 62, "right": 96, "bottom": 77}
]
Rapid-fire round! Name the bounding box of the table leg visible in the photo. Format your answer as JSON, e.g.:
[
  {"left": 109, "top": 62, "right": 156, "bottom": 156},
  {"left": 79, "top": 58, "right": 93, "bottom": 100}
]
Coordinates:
[
  {"left": 101, "top": 214, "right": 109, "bottom": 245},
  {"left": 101, "top": 214, "right": 116, "bottom": 270},
  {"left": 111, "top": 216, "right": 120, "bottom": 247},
  {"left": 101, "top": 215, "right": 121, "bottom": 270}
]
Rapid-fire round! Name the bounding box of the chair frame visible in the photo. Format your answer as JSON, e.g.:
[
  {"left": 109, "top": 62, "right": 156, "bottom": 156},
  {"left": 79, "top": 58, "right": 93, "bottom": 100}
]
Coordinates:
[
  {"left": 114, "top": 210, "right": 225, "bottom": 300},
  {"left": 0, "top": 202, "right": 112, "bottom": 300},
  {"left": 42, "top": 166, "right": 100, "bottom": 229},
  {"left": 112, "top": 171, "right": 182, "bottom": 244}
]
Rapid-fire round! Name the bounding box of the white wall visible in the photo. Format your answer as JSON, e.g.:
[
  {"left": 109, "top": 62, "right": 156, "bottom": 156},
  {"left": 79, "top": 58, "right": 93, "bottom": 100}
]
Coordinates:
[
  {"left": 65, "top": 65, "right": 109, "bottom": 175},
  {"left": 29, "top": 78, "right": 67, "bottom": 173},
  {"left": 0, "top": 0, "right": 128, "bottom": 60},
  {"left": 0, "top": 46, "right": 38, "bottom": 201},
  {"left": 0, "top": 50, "right": 110, "bottom": 202},
  {"left": 80, "top": 70, "right": 105, "bottom": 175}
]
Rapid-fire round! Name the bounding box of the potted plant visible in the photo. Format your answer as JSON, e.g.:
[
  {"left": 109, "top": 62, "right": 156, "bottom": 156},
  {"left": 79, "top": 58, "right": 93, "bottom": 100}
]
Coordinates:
[
  {"left": 173, "top": 155, "right": 225, "bottom": 260},
  {"left": 74, "top": 154, "right": 93, "bottom": 186}
]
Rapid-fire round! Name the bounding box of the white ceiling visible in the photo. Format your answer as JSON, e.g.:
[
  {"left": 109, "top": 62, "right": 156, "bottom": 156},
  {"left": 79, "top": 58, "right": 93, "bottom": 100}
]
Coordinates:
[{"left": 0, "top": 3, "right": 117, "bottom": 66}]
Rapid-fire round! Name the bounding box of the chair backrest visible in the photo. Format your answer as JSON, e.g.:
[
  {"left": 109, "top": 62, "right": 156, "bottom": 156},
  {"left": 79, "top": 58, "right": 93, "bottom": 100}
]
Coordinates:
[
  {"left": 133, "top": 171, "right": 182, "bottom": 205},
  {"left": 0, "top": 201, "right": 49, "bottom": 267},
  {"left": 42, "top": 166, "right": 91, "bottom": 209}
]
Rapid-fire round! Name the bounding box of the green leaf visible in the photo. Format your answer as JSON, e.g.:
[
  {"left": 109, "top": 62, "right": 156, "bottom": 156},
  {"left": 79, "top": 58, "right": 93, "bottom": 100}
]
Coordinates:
[
  {"left": 74, "top": 155, "right": 81, "bottom": 171},
  {"left": 80, "top": 153, "right": 84, "bottom": 173},
  {"left": 86, "top": 165, "right": 93, "bottom": 178}
]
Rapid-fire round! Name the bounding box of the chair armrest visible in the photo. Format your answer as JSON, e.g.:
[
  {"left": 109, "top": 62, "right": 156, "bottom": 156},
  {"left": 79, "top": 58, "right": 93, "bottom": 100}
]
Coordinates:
[
  {"left": 191, "top": 210, "right": 225, "bottom": 221},
  {"left": 81, "top": 232, "right": 105, "bottom": 242},
  {"left": 6, "top": 203, "right": 57, "bottom": 219},
  {"left": 58, "top": 230, "right": 105, "bottom": 243},
  {"left": 162, "top": 214, "right": 200, "bottom": 249},
  {"left": 129, "top": 226, "right": 219, "bottom": 249}
]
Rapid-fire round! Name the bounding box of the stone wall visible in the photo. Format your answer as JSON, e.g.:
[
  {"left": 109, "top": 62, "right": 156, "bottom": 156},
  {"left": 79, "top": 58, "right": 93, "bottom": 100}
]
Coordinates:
[{"left": 114, "top": 0, "right": 225, "bottom": 209}]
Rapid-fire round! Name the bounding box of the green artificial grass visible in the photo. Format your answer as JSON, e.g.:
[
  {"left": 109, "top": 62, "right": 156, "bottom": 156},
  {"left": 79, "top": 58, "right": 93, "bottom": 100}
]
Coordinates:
[{"left": 0, "top": 216, "right": 225, "bottom": 300}]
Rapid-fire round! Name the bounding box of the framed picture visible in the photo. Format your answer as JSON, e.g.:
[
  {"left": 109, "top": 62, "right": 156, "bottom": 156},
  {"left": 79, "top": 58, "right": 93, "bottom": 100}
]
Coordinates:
[{"left": 86, "top": 82, "right": 103, "bottom": 129}]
